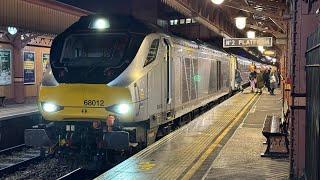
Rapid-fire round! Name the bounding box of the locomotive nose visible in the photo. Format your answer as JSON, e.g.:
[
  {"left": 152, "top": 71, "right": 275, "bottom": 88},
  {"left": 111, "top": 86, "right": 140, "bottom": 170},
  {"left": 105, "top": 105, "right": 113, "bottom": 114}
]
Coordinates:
[{"left": 39, "top": 84, "right": 132, "bottom": 121}]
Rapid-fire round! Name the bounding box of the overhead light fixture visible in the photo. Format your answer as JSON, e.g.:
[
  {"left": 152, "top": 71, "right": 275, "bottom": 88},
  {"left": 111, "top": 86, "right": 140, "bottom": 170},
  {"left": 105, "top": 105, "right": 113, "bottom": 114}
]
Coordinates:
[
  {"left": 264, "top": 50, "right": 276, "bottom": 56},
  {"left": 7, "top": 26, "right": 18, "bottom": 35},
  {"left": 247, "top": 31, "right": 256, "bottom": 38},
  {"left": 211, "top": 0, "right": 224, "bottom": 5},
  {"left": 258, "top": 46, "right": 265, "bottom": 53},
  {"left": 235, "top": 11, "right": 247, "bottom": 30}
]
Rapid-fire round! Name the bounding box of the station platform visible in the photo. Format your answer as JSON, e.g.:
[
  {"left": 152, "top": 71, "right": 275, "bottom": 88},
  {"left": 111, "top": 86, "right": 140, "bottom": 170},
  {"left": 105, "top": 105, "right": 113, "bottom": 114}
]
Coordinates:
[
  {"left": 96, "top": 89, "right": 289, "bottom": 180},
  {"left": 0, "top": 103, "right": 38, "bottom": 121}
]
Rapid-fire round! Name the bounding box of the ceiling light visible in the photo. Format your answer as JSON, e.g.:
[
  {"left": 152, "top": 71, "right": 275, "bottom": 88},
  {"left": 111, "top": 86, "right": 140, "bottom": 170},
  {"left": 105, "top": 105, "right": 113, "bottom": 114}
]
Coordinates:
[
  {"left": 235, "top": 11, "right": 247, "bottom": 30},
  {"left": 7, "top": 27, "right": 18, "bottom": 35},
  {"left": 247, "top": 31, "right": 256, "bottom": 38},
  {"left": 211, "top": 0, "right": 224, "bottom": 5}
]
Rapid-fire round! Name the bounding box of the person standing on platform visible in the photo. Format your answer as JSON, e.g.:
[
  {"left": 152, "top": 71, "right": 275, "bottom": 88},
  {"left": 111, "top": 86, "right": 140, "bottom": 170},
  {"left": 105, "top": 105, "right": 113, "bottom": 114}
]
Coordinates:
[
  {"left": 263, "top": 68, "right": 271, "bottom": 92},
  {"left": 269, "top": 68, "right": 279, "bottom": 95},
  {"left": 256, "top": 68, "right": 264, "bottom": 94},
  {"left": 249, "top": 69, "right": 257, "bottom": 93},
  {"left": 235, "top": 69, "right": 243, "bottom": 92}
]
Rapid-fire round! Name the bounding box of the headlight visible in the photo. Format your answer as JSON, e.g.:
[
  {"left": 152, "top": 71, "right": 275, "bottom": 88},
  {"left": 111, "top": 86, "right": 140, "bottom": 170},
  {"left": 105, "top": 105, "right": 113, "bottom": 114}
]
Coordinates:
[
  {"left": 106, "top": 103, "right": 131, "bottom": 115},
  {"left": 116, "top": 104, "right": 130, "bottom": 114},
  {"left": 42, "top": 102, "right": 63, "bottom": 113}
]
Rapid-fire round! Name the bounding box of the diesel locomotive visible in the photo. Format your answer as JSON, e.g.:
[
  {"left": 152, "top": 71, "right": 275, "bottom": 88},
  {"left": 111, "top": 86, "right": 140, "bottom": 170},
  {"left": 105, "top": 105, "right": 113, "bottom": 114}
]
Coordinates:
[{"left": 25, "top": 15, "right": 262, "bottom": 164}]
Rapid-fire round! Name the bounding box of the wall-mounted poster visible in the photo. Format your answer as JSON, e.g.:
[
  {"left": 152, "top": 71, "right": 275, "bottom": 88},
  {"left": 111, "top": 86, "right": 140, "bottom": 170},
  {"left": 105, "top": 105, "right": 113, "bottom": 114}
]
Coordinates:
[
  {"left": 24, "top": 51, "right": 35, "bottom": 84},
  {"left": 0, "top": 49, "right": 12, "bottom": 85},
  {"left": 42, "top": 53, "right": 50, "bottom": 73}
]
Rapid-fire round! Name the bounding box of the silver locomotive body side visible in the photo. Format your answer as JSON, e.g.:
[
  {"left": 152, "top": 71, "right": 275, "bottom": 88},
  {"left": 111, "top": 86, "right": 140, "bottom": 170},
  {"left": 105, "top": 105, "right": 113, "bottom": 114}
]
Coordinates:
[
  {"left": 106, "top": 33, "right": 266, "bottom": 145},
  {"left": 112, "top": 33, "right": 232, "bottom": 126}
]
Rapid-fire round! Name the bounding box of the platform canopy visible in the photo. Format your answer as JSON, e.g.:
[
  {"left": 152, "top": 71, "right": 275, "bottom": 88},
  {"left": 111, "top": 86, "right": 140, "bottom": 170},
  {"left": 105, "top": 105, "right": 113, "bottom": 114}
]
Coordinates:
[{"left": 0, "top": 0, "right": 90, "bottom": 35}]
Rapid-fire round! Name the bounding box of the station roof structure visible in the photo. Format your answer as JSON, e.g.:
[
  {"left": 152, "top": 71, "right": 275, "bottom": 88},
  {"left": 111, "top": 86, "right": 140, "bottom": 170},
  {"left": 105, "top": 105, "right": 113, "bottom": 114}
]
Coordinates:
[{"left": 0, "top": 0, "right": 90, "bottom": 35}]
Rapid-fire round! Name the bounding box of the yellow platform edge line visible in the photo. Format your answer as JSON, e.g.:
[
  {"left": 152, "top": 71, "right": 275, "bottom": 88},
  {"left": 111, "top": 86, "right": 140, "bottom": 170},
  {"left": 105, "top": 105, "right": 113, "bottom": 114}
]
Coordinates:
[{"left": 181, "top": 94, "right": 259, "bottom": 180}]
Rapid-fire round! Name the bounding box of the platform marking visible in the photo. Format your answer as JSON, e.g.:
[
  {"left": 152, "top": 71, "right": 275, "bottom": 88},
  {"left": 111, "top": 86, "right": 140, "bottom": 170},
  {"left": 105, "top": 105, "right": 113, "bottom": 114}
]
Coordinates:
[
  {"left": 181, "top": 94, "right": 259, "bottom": 180},
  {"left": 138, "top": 161, "right": 156, "bottom": 171}
]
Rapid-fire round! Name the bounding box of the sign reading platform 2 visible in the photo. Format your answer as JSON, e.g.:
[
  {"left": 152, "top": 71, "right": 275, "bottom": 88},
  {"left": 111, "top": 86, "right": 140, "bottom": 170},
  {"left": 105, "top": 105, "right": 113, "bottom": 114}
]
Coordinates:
[{"left": 223, "top": 37, "right": 273, "bottom": 48}]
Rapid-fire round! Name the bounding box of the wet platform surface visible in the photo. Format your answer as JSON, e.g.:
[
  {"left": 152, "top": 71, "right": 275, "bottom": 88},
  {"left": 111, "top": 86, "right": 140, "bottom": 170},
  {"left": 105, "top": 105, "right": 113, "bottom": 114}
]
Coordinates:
[
  {"left": 0, "top": 103, "right": 38, "bottom": 121},
  {"left": 96, "top": 89, "right": 289, "bottom": 180},
  {"left": 194, "top": 90, "right": 289, "bottom": 180}
]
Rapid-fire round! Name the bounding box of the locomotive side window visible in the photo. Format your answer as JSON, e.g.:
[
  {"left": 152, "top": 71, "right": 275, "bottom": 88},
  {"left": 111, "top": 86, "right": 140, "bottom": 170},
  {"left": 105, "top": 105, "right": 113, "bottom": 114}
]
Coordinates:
[{"left": 144, "top": 39, "right": 159, "bottom": 67}]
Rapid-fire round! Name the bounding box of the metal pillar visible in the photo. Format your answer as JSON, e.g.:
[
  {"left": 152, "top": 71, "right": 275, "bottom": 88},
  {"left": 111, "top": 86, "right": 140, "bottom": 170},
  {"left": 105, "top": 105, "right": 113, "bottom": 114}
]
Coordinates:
[{"left": 12, "top": 46, "right": 25, "bottom": 103}]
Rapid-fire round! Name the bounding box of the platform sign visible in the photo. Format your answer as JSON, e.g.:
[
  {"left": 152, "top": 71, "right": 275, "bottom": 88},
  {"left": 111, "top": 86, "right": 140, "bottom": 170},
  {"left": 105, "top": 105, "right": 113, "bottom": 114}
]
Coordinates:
[
  {"left": 0, "top": 49, "right": 12, "bottom": 85},
  {"left": 42, "top": 53, "right": 50, "bottom": 73},
  {"left": 24, "top": 51, "right": 35, "bottom": 84},
  {"left": 223, "top": 37, "right": 273, "bottom": 48}
]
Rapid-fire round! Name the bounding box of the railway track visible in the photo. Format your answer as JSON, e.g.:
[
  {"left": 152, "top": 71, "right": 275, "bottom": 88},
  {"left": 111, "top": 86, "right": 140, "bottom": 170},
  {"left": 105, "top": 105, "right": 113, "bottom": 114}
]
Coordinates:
[
  {"left": 0, "top": 145, "right": 41, "bottom": 177},
  {"left": 0, "top": 145, "right": 99, "bottom": 179}
]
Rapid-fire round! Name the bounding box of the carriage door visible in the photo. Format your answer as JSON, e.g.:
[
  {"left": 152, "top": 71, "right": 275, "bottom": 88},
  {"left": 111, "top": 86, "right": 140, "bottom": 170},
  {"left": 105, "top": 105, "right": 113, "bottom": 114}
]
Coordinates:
[
  {"left": 217, "top": 61, "right": 222, "bottom": 90},
  {"left": 163, "top": 38, "right": 173, "bottom": 116}
]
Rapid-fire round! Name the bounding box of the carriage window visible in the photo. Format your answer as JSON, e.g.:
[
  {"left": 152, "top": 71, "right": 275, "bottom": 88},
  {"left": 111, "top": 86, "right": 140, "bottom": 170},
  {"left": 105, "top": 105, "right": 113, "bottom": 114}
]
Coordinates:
[{"left": 144, "top": 39, "right": 159, "bottom": 67}]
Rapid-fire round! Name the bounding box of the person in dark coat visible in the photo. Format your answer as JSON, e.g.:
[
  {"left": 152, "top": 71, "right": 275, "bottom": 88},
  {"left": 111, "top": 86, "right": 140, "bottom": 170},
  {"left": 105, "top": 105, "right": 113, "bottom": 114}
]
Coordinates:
[
  {"left": 235, "top": 69, "right": 243, "bottom": 92},
  {"left": 256, "top": 68, "right": 264, "bottom": 94},
  {"left": 269, "top": 68, "right": 279, "bottom": 95},
  {"left": 263, "top": 69, "right": 270, "bottom": 92}
]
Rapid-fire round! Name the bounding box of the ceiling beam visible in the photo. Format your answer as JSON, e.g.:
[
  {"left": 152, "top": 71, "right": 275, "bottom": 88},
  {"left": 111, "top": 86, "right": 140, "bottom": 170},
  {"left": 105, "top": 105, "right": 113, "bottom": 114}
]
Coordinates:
[
  {"left": 248, "top": 24, "right": 286, "bottom": 38},
  {"left": 222, "top": 1, "right": 285, "bottom": 21},
  {"left": 161, "top": 0, "right": 241, "bottom": 38},
  {"left": 248, "top": 0, "right": 287, "bottom": 10}
]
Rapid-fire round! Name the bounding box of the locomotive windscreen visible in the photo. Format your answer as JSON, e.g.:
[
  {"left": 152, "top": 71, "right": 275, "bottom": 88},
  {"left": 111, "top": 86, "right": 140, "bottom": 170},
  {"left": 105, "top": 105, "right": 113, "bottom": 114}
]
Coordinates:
[
  {"left": 51, "top": 33, "right": 143, "bottom": 84},
  {"left": 62, "top": 34, "right": 128, "bottom": 65}
]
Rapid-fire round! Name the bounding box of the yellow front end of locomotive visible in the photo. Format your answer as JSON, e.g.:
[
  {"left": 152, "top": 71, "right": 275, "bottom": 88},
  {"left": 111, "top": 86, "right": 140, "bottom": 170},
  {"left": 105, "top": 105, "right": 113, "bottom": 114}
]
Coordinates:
[{"left": 38, "top": 84, "right": 133, "bottom": 122}]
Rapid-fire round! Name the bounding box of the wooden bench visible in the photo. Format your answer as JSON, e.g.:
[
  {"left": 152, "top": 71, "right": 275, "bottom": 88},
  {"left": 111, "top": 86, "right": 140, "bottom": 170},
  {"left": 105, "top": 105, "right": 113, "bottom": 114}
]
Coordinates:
[
  {"left": 0, "top": 96, "right": 6, "bottom": 107},
  {"left": 261, "top": 115, "right": 289, "bottom": 158}
]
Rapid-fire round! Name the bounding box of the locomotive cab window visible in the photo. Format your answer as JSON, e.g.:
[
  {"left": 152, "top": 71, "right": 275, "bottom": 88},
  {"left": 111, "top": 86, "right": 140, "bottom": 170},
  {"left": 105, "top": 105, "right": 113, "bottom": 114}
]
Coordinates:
[
  {"left": 51, "top": 33, "right": 146, "bottom": 84},
  {"left": 144, "top": 39, "right": 159, "bottom": 67},
  {"left": 62, "top": 34, "right": 128, "bottom": 65}
]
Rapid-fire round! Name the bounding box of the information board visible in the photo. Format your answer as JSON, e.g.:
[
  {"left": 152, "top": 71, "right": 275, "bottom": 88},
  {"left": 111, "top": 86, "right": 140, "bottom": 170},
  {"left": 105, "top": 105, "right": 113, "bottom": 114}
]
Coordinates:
[
  {"left": 0, "top": 49, "right": 12, "bottom": 85},
  {"left": 223, "top": 37, "right": 273, "bottom": 48},
  {"left": 24, "top": 52, "right": 35, "bottom": 84},
  {"left": 42, "top": 53, "right": 50, "bottom": 73}
]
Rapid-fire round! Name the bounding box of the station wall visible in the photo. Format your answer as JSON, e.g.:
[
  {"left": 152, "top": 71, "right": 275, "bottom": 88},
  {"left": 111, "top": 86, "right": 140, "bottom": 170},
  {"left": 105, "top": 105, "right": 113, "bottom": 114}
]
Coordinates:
[{"left": 0, "top": 42, "right": 50, "bottom": 102}]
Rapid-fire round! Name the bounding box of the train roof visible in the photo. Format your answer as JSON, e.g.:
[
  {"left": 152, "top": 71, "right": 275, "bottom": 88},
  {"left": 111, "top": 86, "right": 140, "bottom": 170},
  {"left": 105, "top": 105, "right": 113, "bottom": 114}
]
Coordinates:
[{"left": 60, "top": 14, "right": 163, "bottom": 36}]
